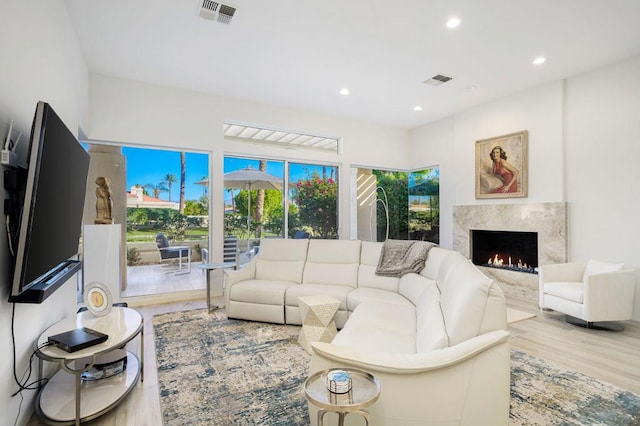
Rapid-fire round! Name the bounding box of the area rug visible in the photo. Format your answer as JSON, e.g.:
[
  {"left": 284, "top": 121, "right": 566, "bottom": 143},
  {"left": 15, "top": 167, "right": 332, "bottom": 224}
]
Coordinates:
[
  {"left": 153, "top": 309, "right": 309, "bottom": 425},
  {"left": 507, "top": 307, "right": 536, "bottom": 324},
  {"left": 153, "top": 309, "right": 640, "bottom": 425}
]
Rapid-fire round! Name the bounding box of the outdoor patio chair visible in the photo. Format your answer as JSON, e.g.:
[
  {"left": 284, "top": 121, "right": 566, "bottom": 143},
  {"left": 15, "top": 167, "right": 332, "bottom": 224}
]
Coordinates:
[{"left": 156, "top": 233, "right": 191, "bottom": 274}]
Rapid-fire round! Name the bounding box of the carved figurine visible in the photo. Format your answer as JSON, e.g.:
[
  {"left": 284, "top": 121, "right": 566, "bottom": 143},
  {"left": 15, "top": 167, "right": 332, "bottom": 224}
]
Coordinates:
[{"left": 95, "top": 176, "right": 114, "bottom": 224}]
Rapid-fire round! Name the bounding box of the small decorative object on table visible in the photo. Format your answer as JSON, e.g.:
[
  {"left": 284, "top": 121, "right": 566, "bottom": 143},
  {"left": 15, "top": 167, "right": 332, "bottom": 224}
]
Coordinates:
[
  {"left": 327, "top": 369, "right": 352, "bottom": 394},
  {"left": 305, "top": 367, "right": 380, "bottom": 426},
  {"left": 83, "top": 281, "right": 113, "bottom": 317}
]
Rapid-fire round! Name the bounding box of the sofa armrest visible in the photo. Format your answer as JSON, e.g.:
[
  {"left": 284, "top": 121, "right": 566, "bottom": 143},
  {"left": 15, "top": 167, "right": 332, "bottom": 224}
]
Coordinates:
[
  {"left": 310, "top": 329, "right": 509, "bottom": 374},
  {"left": 225, "top": 257, "right": 257, "bottom": 286},
  {"left": 309, "top": 330, "right": 511, "bottom": 425}
]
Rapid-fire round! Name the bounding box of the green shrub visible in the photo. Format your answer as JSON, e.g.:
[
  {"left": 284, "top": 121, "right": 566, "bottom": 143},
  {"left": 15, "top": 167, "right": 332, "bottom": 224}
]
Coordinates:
[{"left": 127, "top": 247, "right": 141, "bottom": 266}]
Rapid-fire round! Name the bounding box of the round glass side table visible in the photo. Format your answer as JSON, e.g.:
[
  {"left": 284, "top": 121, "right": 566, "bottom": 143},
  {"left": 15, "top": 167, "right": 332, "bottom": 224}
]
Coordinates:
[{"left": 304, "top": 367, "right": 380, "bottom": 426}]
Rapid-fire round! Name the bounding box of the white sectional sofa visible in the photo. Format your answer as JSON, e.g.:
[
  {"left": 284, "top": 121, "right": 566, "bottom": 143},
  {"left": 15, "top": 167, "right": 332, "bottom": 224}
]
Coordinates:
[{"left": 224, "top": 238, "right": 510, "bottom": 425}]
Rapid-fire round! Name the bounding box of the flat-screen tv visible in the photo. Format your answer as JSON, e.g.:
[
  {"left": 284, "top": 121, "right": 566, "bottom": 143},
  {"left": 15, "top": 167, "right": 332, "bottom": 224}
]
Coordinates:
[{"left": 7, "top": 101, "right": 90, "bottom": 303}]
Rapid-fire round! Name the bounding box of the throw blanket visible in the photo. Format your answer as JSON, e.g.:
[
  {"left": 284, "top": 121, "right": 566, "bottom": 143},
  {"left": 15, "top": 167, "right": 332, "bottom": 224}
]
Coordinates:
[{"left": 376, "top": 239, "right": 436, "bottom": 277}]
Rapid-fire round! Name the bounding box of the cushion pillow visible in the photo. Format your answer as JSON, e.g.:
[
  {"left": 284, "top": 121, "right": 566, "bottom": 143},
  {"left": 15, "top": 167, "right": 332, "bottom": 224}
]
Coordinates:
[{"left": 582, "top": 259, "right": 624, "bottom": 282}]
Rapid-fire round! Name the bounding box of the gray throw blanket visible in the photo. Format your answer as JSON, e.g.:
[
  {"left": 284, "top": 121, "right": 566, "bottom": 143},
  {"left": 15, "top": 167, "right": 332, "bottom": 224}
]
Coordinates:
[{"left": 375, "top": 239, "right": 437, "bottom": 277}]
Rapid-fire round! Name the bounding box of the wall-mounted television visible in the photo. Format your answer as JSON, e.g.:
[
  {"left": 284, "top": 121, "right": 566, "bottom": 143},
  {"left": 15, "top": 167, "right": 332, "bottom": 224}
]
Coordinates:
[{"left": 7, "top": 101, "right": 90, "bottom": 303}]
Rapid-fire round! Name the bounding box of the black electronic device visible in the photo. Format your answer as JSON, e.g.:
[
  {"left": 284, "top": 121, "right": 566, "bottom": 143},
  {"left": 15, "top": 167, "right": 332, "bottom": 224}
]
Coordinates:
[
  {"left": 47, "top": 327, "right": 109, "bottom": 353},
  {"left": 6, "top": 101, "right": 90, "bottom": 303}
]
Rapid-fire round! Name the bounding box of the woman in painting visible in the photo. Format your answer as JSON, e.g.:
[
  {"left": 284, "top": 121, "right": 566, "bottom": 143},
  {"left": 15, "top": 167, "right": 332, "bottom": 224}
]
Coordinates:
[{"left": 489, "top": 146, "right": 519, "bottom": 193}]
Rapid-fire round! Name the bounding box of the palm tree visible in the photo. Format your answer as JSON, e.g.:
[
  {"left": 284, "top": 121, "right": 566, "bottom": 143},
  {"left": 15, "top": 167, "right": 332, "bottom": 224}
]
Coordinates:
[
  {"left": 145, "top": 182, "right": 168, "bottom": 199},
  {"left": 226, "top": 188, "right": 236, "bottom": 212},
  {"left": 179, "top": 152, "right": 186, "bottom": 214},
  {"left": 133, "top": 184, "right": 148, "bottom": 196},
  {"left": 254, "top": 160, "right": 267, "bottom": 238},
  {"left": 163, "top": 173, "right": 177, "bottom": 201}
]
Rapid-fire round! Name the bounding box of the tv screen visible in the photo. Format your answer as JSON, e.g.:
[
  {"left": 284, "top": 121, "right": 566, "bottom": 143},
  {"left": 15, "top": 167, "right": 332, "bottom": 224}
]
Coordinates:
[{"left": 8, "top": 101, "right": 90, "bottom": 302}]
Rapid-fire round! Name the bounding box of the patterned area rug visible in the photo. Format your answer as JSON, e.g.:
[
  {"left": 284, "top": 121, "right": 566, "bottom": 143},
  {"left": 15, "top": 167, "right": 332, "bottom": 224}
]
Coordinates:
[
  {"left": 153, "top": 309, "right": 640, "bottom": 425},
  {"left": 510, "top": 350, "right": 640, "bottom": 425},
  {"left": 154, "top": 309, "right": 310, "bottom": 425}
]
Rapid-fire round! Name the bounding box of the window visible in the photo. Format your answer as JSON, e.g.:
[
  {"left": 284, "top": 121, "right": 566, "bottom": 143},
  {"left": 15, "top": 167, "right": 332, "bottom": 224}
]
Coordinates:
[
  {"left": 289, "top": 162, "right": 338, "bottom": 239},
  {"left": 369, "top": 167, "right": 439, "bottom": 243},
  {"left": 223, "top": 156, "right": 339, "bottom": 247}
]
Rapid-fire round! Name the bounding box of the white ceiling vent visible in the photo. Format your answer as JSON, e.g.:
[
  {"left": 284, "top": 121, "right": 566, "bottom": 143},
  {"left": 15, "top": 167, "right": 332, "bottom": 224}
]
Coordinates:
[
  {"left": 198, "top": 0, "right": 236, "bottom": 24},
  {"left": 423, "top": 74, "right": 453, "bottom": 86}
]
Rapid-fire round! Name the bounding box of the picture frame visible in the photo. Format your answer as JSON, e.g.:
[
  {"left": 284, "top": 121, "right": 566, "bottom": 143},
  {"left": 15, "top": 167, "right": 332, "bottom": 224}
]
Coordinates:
[{"left": 475, "top": 130, "right": 528, "bottom": 199}]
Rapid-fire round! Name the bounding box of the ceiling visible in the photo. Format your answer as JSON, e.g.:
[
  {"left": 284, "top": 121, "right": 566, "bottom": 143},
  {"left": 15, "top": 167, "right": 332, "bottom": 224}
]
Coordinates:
[{"left": 64, "top": 0, "right": 640, "bottom": 129}]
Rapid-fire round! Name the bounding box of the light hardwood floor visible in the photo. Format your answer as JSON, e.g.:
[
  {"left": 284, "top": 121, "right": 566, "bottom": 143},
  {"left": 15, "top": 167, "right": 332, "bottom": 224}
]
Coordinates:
[{"left": 27, "top": 293, "right": 640, "bottom": 425}]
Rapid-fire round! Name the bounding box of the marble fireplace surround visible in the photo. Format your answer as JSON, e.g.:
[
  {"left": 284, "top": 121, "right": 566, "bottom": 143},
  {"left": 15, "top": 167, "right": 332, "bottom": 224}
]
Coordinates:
[{"left": 453, "top": 202, "right": 567, "bottom": 302}]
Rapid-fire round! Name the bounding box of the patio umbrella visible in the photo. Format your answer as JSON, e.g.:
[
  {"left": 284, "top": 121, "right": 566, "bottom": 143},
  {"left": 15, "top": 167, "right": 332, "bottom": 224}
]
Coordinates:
[
  {"left": 194, "top": 177, "right": 209, "bottom": 197},
  {"left": 223, "top": 166, "right": 283, "bottom": 247}
]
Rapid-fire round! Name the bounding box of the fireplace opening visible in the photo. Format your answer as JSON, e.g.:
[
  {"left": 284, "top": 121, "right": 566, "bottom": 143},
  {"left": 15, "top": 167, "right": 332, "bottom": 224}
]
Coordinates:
[{"left": 471, "top": 230, "right": 538, "bottom": 274}]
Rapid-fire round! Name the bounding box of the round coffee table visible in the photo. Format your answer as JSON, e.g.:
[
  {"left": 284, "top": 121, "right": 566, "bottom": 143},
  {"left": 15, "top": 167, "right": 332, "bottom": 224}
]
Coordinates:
[{"left": 304, "top": 367, "right": 380, "bottom": 426}]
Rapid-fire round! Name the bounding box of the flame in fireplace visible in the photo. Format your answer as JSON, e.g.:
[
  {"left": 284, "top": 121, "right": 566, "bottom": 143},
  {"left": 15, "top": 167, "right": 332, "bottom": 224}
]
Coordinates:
[{"left": 487, "top": 254, "right": 532, "bottom": 272}]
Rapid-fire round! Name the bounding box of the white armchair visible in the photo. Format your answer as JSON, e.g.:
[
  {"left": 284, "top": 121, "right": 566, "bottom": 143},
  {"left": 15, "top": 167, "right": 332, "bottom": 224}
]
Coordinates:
[{"left": 539, "top": 260, "right": 636, "bottom": 331}]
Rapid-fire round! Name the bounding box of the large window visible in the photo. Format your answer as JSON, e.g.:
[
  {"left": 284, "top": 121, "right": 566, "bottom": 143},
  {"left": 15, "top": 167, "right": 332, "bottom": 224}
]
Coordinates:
[
  {"left": 372, "top": 167, "right": 439, "bottom": 243},
  {"left": 223, "top": 157, "right": 339, "bottom": 249}
]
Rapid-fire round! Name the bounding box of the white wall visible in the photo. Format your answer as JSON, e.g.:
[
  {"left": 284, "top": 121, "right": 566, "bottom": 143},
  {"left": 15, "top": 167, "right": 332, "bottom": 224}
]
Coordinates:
[
  {"left": 88, "top": 74, "right": 411, "bottom": 256},
  {"left": 564, "top": 56, "right": 640, "bottom": 319},
  {"left": 0, "top": 1, "right": 89, "bottom": 424},
  {"left": 409, "top": 56, "right": 640, "bottom": 320}
]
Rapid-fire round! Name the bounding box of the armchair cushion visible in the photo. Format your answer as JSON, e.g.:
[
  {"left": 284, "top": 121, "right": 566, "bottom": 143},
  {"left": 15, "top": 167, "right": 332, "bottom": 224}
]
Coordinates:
[
  {"left": 582, "top": 259, "right": 624, "bottom": 281},
  {"left": 543, "top": 281, "right": 583, "bottom": 303}
]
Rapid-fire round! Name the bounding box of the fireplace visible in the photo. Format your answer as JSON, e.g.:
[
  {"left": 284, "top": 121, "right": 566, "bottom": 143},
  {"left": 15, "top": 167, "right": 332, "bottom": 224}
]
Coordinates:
[
  {"left": 471, "top": 230, "right": 538, "bottom": 274},
  {"left": 453, "top": 203, "right": 566, "bottom": 302}
]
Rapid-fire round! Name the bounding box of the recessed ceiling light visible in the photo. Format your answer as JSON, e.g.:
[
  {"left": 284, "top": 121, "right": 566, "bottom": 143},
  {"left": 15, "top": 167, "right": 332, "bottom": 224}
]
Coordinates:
[
  {"left": 339, "top": 88, "right": 350, "bottom": 96},
  {"left": 446, "top": 17, "right": 461, "bottom": 29},
  {"left": 533, "top": 57, "right": 546, "bottom": 65},
  {"left": 413, "top": 105, "right": 423, "bottom": 111}
]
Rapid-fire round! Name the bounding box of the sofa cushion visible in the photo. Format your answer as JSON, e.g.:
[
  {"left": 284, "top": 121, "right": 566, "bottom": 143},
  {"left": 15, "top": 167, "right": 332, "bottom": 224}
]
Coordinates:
[
  {"left": 415, "top": 285, "right": 449, "bottom": 352},
  {"left": 303, "top": 240, "right": 361, "bottom": 288},
  {"left": 421, "top": 247, "right": 453, "bottom": 281},
  {"left": 347, "top": 287, "right": 413, "bottom": 312},
  {"left": 332, "top": 301, "right": 416, "bottom": 354},
  {"left": 285, "top": 283, "right": 352, "bottom": 311},
  {"left": 357, "top": 241, "right": 400, "bottom": 292},
  {"left": 229, "top": 280, "right": 297, "bottom": 305},
  {"left": 438, "top": 253, "right": 493, "bottom": 346},
  {"left": 398, "top": 273, "right": 435, "bottom": 306},
  {"left": 255, "top": 238, "right": 309, "bottom": 283}
]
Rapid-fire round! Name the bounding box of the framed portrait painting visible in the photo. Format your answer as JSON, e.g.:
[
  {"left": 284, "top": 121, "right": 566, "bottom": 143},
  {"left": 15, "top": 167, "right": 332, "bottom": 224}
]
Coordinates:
[{"left": 475, "top": 130, "right": 528, "bottom": 199}]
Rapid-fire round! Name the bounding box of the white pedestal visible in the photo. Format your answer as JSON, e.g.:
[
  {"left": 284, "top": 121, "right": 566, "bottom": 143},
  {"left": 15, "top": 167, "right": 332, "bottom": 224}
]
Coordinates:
[{"left": 83, "top": 224, "right": 122, "bottom": 303}]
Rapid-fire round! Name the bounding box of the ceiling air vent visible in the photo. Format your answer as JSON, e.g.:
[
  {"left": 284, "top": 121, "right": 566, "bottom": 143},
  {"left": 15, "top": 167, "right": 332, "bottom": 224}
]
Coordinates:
[
  {"left": 199, "top": 0, "right": 236, "bottom": 24},
  {"left": 423, "top": 74, "right": 453, "bottom": 86}
]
